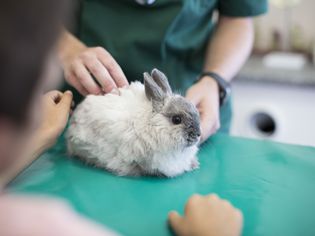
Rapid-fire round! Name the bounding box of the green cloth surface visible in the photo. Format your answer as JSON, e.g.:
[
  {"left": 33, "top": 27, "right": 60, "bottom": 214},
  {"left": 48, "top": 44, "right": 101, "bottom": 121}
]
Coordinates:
[
  {"left": 9, "top": 134, "right": 315, "bottom": 236},
  {"left": 64, "top": 0, "right": 268, "bottom": 133}
]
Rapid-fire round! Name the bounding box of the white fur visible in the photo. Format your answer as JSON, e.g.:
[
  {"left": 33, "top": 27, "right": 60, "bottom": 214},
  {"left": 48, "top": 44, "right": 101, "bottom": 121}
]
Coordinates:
[{"left": 66, "top": 82, "right": 199, "bottom": 177}]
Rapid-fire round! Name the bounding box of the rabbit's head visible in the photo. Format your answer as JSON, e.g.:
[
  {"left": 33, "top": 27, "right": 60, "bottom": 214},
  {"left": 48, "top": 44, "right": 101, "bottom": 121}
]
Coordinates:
[{"left": 144, "top": 69, "right": 201, "bottom": 149}]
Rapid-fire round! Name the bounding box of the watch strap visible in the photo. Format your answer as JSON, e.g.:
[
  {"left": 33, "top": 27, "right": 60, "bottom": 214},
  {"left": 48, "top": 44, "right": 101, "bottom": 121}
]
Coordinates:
[{"left": 197, "top": 72, "right": 231, "bottom": 106}]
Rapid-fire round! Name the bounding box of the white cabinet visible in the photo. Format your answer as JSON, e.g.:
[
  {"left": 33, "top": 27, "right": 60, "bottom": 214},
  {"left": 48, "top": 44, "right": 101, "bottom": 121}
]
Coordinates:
[{"left": 231, "top": 81, "right": 315, "bottom": 147}]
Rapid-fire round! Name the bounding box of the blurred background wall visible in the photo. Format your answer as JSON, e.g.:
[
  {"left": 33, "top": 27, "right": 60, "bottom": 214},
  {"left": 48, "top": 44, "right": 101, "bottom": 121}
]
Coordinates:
[
  {"left": 255, "top": 0, "right": 315, "bottom": 54},
  {"left": 230, "top": 0, "right": 315, "bottom": 147}
]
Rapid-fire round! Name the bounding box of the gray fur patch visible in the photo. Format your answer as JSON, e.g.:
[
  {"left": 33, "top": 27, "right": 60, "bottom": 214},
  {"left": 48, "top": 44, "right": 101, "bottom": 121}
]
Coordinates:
[
  {"left": 144, "top": 72, "right": 164, "bottom": 102},
  {"left": 151, "top": 68, "right": 172, "bottom": 95},
  {"left": 163, "top": 96, "right": 201, "bottom": 146}
]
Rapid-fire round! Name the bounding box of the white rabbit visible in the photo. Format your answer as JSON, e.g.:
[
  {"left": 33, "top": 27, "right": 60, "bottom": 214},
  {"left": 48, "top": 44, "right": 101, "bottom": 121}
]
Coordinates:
[{"left": 66, "top": 69, "right": 201, "bottom": 177}]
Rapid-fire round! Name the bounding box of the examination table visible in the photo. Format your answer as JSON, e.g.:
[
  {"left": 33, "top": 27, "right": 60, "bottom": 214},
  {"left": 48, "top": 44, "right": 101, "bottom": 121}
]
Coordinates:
[{"left": 9, "top": 134, "right": 315, "bottom": 236}]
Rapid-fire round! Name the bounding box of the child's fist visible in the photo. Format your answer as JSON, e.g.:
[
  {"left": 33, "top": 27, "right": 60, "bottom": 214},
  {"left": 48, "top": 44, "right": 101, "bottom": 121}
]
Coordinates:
[{"left": 168, "top": 194, "right": 243, "bottom": 236}]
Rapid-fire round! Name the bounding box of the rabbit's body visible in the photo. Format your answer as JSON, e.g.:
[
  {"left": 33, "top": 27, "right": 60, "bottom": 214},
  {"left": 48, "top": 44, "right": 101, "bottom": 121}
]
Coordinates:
[{"left": 67, "top": 69, "right": 201, "bottom": 177}]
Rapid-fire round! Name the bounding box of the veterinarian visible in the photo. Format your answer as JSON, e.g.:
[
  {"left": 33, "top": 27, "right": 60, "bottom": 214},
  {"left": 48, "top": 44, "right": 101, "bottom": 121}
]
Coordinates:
[
  {"left": 1, "top": 0, "right": 241, "bottom": 235},
  {"left": 58, "top": 0, "right": 267, "bottom": 142}
]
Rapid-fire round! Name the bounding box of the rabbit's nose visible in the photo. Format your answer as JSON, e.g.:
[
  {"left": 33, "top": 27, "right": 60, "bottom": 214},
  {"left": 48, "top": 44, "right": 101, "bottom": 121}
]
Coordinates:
[
  {"left": 194, "top": 126, "right": 201, "bottom": 137},
  {"left": 189, "top": 130, "right": 200, "bottom": 138},
  {"left": 188, "top": 125, "right": 201, "bottom": 137}
]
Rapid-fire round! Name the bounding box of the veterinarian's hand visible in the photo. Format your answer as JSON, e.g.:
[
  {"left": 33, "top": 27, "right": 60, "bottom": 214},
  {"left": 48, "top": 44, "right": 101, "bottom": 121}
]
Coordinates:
[
  {"left": 59, "top": 32, "right": 128, "bottom": 95},
  {"left": 36, "top": 90, "right": 73, "bottom": 149},
  {"left": 168, "top": 194, "right": 243, "bottom": 236},
  {"left": 186, "top": 77, "right": 220, "bottom": 142},
  {"left": 0, "top": 195, "right": 117, "bottom": 236}
]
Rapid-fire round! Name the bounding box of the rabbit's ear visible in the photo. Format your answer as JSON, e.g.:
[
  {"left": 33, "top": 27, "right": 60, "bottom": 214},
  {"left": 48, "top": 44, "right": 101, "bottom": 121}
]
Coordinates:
[
  {"left": 151, "top": 68, "right": 172, "bottom": 95},
  {"left": 144, "top": 72, "right": 164, "bottom": 102}
]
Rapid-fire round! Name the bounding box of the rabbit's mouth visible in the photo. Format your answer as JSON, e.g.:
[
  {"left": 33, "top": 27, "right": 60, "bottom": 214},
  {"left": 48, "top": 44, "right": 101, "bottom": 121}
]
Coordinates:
[
  {"left": 185, "top": 126, "right": 201, "bottom": 146},
  {"left": 186, "top": 136, "right": 200, "bottom": 147}
]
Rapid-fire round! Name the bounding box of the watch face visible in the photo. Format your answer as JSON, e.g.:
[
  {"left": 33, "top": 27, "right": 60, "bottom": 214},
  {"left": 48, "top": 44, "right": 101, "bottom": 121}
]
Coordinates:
[{"left": 135, "top": 0, "right": 156, "bottom": 5}]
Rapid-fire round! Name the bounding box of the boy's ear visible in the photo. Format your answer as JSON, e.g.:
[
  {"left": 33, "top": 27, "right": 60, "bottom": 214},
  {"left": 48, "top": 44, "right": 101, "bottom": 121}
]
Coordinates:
[{"left": 0, "top": 117, "right": 20, "bottom": 173}]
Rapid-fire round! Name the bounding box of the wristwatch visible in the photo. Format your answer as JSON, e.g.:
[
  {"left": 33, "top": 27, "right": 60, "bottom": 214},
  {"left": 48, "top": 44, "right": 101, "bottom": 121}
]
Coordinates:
[
  {"left": 197, "top": 72, "right": 231, "bottom": 107},
  {"left": 135, "top": 0, "right": 156, "bottom": 5}
]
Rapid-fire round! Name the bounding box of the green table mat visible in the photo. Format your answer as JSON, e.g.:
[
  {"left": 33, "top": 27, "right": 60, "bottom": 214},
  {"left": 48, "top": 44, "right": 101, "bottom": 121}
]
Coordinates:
[{"left": 9, "top": 134, "right": 315, "bottom": 236}]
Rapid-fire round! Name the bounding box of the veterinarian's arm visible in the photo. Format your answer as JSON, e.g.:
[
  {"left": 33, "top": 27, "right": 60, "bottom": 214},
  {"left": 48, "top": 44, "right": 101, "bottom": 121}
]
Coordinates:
[
  {"left": 0, "top": 91, "right": 72, "bottom": 187},
  {"left": 168, "top": 194, "right": 243, "bottom": 236},
  {"left": 186, "top": 17, "right": 254, "bottom": 141},
  {"left": 58, "top": 30, "right": 128, "bottom": 96}
]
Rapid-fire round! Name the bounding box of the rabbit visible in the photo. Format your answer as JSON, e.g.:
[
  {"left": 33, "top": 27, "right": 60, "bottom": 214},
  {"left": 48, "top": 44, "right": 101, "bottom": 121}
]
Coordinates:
[{"left": 66, "top": 69, "right": 201, "bottom": 177}]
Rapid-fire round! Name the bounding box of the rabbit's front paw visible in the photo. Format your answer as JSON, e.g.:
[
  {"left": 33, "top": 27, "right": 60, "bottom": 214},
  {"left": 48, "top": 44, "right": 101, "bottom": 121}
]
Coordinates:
[{"left": 190, "top": 157, "right": 200, "bottom": 170}]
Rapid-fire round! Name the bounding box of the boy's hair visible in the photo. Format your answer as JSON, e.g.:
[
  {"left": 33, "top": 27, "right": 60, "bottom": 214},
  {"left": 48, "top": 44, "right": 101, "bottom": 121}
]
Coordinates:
[{"left": 0, "top": 0, "right": 70, "bottom": 124}]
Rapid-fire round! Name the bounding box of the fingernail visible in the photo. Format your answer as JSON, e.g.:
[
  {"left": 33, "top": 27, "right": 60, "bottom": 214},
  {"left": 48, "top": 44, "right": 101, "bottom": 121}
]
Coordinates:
[
  {"left": 65, "top": 90, "right": 73, "bottom": 95},
  {"left": 110, "top": 88, "right": 119, "bottom": 95}
]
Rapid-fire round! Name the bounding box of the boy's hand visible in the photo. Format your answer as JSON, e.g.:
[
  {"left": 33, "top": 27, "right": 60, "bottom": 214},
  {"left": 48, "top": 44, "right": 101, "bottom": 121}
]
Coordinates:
[
  {"left": 168, "top": 194, "right": 243, "bottom": 236},
  {"left": 36, "top": 90, "right": 73, "bottom": 149},
  {"left": 0, "top": 91, "right": 73, "bottom": 186}
]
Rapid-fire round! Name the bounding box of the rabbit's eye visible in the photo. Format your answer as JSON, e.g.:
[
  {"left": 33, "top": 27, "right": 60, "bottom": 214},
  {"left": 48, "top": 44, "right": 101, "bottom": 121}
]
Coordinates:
[{"left": 172, "top": 115, "right": 182, "bottom": 125}]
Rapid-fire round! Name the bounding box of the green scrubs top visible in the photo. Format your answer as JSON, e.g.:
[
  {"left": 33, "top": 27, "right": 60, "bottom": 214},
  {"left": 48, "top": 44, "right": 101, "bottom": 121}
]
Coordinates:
[{"left": 67, "top": 0, "right": 267, "bottom": 133}]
